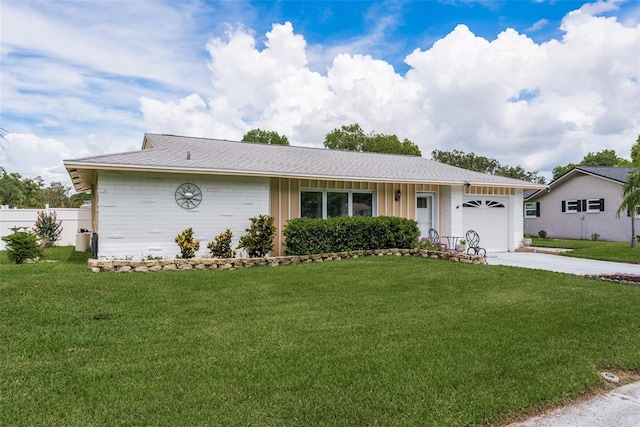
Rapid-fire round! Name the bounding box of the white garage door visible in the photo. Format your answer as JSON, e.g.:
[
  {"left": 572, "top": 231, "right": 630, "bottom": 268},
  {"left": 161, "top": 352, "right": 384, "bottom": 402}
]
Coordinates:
[{"left": 462, "top": 197, "right": 509, "bottom": 252}]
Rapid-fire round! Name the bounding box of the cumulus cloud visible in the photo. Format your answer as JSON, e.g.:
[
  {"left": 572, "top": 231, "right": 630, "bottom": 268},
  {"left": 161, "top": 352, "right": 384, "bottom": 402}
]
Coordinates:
[
  {"left": 3, "top": 1, "right": 638, "bottom": 184},
  {"left": 140, "top": 11, "right": 640, "bottom": 176},
  {"left": 2, "top": 134, "right": 82, "bottom": 184}
]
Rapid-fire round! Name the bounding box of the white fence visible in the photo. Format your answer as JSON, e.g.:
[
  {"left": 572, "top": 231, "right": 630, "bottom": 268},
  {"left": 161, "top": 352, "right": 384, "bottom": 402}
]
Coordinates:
[{"left": 0, "top": 205, "right": 91, "bottom": 250}]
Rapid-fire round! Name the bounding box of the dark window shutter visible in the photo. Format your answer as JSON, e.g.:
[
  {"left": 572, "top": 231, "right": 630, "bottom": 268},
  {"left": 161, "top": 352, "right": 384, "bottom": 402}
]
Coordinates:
[
  {"left": 576, "top": 200, "right": 582, "bottom": 212},
  {"left": 561, "top": 201, "right": 566, "bottom": 212},
  {"left": 582, "top": 200, "right": 587, "bottom": 212},
  {"left": 536, "top": 202, "right": 540, "bottom": 217},
  {"left": 599, "top": 198, "right": 605, "bottom": 211}
]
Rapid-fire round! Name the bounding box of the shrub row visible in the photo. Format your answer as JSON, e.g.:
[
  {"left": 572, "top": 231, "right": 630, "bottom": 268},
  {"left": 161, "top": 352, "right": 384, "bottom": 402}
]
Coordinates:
[{"left": 283, "top": 216, "right": 420, "bottom": 255}]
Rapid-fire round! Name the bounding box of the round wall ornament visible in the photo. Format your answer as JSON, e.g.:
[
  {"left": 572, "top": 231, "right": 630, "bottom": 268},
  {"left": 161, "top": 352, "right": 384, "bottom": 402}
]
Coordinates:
[{"left": 175, "top": 183, "right": 202, "bottom": 209}]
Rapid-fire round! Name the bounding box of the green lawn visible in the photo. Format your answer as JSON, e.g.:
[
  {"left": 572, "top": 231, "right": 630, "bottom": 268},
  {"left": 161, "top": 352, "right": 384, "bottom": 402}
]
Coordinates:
[
  {"left": 2, "top": 248, "right": 640, "bottom": 426},
  {"left": 532, "top": 238, "right": 640, "bottom": 264}
]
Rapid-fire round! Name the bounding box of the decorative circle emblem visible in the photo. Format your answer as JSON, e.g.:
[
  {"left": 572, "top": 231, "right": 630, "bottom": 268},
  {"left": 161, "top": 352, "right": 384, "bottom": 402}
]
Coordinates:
[{"left": 175, "top": 183, "right": 202, "bottom": 209}]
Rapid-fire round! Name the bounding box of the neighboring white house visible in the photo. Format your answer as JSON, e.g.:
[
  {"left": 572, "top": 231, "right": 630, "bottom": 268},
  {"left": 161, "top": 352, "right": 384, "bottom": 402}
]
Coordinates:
[
  {"left": 524, "top": 166, "right": 635, "bottom": 241},
  {"left": 63, "top": 133, "right": 545, "bottom": 259}
]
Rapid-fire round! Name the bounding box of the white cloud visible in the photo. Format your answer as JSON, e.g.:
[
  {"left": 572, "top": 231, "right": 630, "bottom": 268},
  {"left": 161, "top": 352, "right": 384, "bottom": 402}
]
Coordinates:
[
  {"left": 140, "top": 6, "right": 639, "bottom": 179},
  {"left": 2, "top": 0, "right": 639, "bottom": 185},
  {"left": 526, "top": 19, "right": 550, "bottom": 33}
]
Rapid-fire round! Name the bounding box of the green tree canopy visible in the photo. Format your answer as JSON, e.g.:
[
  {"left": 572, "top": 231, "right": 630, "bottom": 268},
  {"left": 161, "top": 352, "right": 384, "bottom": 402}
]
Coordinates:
[
  {"left": 324, "top": 124, "right": 422, "bottom": 156},
  {"left": 552, "top": 149, "right": 626, "bottom": 180},
  {"left": 631, "top": 134, "right": 640, "bottom": 166},
  {"left": 431, "top": 149, "right": 546, "bottom": 184},
  {"left": 241, "top": 129, "right": 290, "bottom": 145},
  {"left": 0, "top": 167, "right": 86, "bottom": 208}
]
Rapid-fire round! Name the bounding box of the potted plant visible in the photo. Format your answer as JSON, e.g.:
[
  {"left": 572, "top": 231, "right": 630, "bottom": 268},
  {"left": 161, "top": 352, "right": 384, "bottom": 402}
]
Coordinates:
[{"left": 455, "top": 239, "right": 466, "bottom": 253}]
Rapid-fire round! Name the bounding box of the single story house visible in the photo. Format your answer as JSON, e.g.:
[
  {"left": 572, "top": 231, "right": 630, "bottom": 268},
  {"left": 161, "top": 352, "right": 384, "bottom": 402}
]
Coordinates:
[
  {"left": 524, "top": 166, "right": 635, "bottom": 241},
  {"left": 64, "top": 133, "right": 545, "bottom": 259}
]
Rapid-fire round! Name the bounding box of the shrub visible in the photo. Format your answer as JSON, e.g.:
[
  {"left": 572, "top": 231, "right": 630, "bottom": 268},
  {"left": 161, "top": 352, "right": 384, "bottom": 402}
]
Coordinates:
[
  {"left": 33, "top": 211, "right": 63, "bottom": 248},
  {"left": 591, "top": 233, "right": 600, "bottom": 241},
  {"left": 1, "top": 226, "right": 41, "bottom": 264},
  {"left": 538, "top": 230, "right": 547, "bottom": 239},
  {"left": 283, "top": 216, "right": 420, "bottom": 255},
  {"left": 207, "top": 229, "right": 235, "bottom": 258},
  {"left": 175, "top": 228, "right": 200, "bottom": 259},
  {"left": 237, "top": 215, "right": 276, "bottom": 258}
]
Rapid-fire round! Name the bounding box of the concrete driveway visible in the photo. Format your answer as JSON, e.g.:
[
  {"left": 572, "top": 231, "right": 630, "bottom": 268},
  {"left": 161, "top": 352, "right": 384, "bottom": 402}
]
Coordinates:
[
  {"left": 508, "top": 380, "right": 640, "bottom": 427},
  {"left": 489, "top": 249, "right": 640, "bottom": 426},
  {"left": 486, "top": 250, "right": 640, "bottom": 276}
]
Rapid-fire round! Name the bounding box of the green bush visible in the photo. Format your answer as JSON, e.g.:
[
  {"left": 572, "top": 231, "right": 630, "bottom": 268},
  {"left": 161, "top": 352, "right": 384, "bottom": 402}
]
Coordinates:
[
  {"left": 538, "top": 230, "right": 548, "bottom": 239},
  {"left": 283, "top": 216, "right": 420, "bottom": 255},
  {"left": 33, "top": 211, "right": 63, "bottom": 248},
  {"left": 175, "top": 228, "right": 200, "bottom": 259},
  {"left": 1, "top": 226, "right": 42, "bottom": 264},
  {"left": 237, "top": 215, "right": 277, "bottom": 258},
  {"left": 207, "top": 229, "right": 235, "bottom": 258}
]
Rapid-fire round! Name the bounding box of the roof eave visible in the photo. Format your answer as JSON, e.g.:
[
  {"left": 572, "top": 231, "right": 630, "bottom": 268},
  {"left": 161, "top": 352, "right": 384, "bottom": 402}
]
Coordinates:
[{"left": 63, "top": 161, "right": 546, "bottom": 191}]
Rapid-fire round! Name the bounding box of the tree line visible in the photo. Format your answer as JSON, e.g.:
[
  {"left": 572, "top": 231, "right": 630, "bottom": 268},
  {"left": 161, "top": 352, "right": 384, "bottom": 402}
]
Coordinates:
[
  {"left": 0, "top": 168, "right": 90, "bottom": 209},
  {"left": 242, "top": 126, "right": 640, "bottom": 186}
]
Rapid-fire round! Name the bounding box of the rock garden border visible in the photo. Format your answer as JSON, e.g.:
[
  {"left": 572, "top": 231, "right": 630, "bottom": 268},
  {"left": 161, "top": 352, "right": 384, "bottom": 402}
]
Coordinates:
[{"left": 88, "top": 248, "right": 485, "bottom": 273}]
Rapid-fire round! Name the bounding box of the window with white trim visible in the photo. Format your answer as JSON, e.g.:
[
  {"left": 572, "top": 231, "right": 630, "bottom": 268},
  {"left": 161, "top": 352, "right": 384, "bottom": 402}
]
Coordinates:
[
  {"left": 586, "top": 198, "right": 605, "bottom": 213},
  {"left": 563, "top": 200, "right": 579, "bottom": 213},
  {"left": 524, "top": 202, "right": 539, "bottom": 218},
  {"left": 562, "top": 199, "right": 604, "bottom": 214},
  {"left": 300, "top": 190, "right": 375, "bottom": 218}
]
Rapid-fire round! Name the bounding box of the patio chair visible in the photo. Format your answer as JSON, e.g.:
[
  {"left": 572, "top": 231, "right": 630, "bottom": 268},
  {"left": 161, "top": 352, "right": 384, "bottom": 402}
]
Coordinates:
[
  {"left": 465, "top": 230, "right": 486, "bottom": 256},
  {"left": 428, "top": 228, "right": 447, "bottom": 251}
]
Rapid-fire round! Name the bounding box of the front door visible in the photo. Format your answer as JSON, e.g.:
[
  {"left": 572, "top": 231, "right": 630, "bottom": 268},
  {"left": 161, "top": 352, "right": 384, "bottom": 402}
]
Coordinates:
[{"left": 416, "top": 193, "right": 435, "bottom": 238}]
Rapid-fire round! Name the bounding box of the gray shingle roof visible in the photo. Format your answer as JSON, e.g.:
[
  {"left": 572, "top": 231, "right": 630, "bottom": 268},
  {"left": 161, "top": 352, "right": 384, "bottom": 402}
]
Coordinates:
[
  {"left": 65, "top": 133, "right": 546, "bottom": 191},
  {"left": 575, "top": 166, "right": 634, "bottom": 183},
  {"left": 524, "top": 166, "right": 634, "bottom": 201}
]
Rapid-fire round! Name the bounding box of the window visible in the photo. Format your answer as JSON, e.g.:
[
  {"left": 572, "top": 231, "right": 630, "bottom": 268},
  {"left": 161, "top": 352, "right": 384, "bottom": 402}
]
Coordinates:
[
  {"left": 327, "top": 192, "right": 349, "bottom": 217},
  {"left": 587, "top": 199, "right": 605, "bottom": 213},
  {"left": 352, "top": 192, "right": 373, "bottom": 216},
  {"left": 524, "top": 202, "right": 539, "bottom": 218},
  {"left": 562, "top": 200, "right": 580, "bottom": 213},
  {"left": 300, "top": 190, "right": 375, "bottom": 218},
  {"left": 301, "top": 191, "right": 323, "bottom": 218},
  {"left": 462, "top": 200, "right": 482, "bottom": 208},
  {"left": 562, "top": 199, "right": 604, "bottom": 214},
  {"left": 486, "top": 200, "right": 505, "bottom": 208}
]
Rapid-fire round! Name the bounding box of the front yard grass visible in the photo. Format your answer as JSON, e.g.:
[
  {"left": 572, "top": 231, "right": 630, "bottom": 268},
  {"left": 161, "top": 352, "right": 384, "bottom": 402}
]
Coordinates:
[
  {"left": 2, "top": 247, "right": 640, "bottom": 426},
  {"left": 532, "top": 238, "right": 640, "bottom": 264}
]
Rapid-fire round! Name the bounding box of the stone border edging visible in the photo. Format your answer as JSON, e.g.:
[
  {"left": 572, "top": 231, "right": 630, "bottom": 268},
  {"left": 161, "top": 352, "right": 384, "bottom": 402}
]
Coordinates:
[{"left": 88, "top": 248, "right": 486, "bottom": 273}]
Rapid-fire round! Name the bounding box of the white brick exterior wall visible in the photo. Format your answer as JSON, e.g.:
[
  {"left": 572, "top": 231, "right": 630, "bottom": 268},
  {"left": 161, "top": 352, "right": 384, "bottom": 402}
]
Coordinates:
[{"left": 97, "top": 171, "right": 270, "bottom": 259}]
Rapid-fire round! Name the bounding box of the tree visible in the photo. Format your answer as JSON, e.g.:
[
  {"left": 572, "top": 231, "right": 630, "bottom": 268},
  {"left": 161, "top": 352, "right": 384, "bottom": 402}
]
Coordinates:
[
  {"left": 241, "top": 129, "right": 290, "bottom": 145},
  {"left": 323, "top": 123, "right": 421, "bottom": 156},
  {"left": 631, "top": 135, "right": 640, "bottom": 166},
  {"left": 431, "top": 149, "right": 546, "bottom": 184},
  {"left": 616, "top": 167, "right": 640, "bottom": 248},
  {"left": 553, "top": 149, "right": 625, "bottom": 180},
  {"left": 0, "top": 167, "right": 86, "bottom": 208}
]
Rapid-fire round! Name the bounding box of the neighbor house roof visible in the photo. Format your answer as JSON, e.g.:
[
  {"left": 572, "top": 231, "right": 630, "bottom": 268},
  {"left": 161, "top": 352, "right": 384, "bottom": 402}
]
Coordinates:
[
  {"left": 525, "top": 166, "right": 634, "bottom": 201},
  {"left": 65, "top": 133, "right": 547, "bottom": 192}
]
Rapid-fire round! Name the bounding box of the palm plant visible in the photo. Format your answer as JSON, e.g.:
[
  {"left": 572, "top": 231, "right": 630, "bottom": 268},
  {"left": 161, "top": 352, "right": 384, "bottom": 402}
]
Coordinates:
[
  {"left": 0, "top": 127, "right": 7, "bottom": 150},
  {"left": 616, "top": 167, "right": 640, "bottom": 248}
]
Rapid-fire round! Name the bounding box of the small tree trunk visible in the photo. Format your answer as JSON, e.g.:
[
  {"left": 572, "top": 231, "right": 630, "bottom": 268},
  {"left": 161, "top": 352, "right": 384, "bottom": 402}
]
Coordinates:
[{"left": 632, "top": 216, "right": 637, "bottom": 249}]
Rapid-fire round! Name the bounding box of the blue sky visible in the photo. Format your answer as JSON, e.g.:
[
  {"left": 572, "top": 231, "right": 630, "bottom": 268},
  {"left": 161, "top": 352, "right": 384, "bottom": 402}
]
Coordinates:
[{"left": 1, "top": 0, "right": 639, "bottom": 186}]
